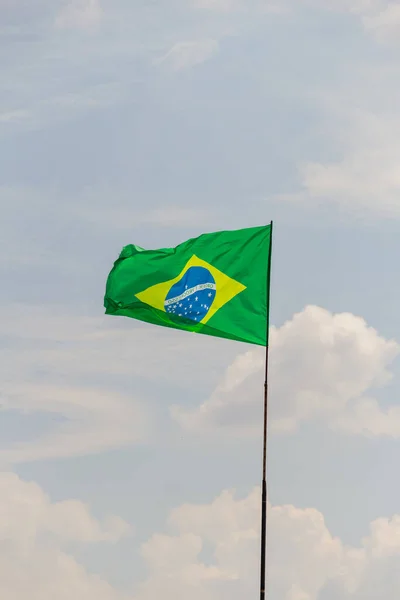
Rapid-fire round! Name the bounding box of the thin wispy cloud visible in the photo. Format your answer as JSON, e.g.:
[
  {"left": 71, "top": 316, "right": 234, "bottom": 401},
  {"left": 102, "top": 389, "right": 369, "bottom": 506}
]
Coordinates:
[
  {"left": 55, "top": 0, "right": 103, "bottom": 30},
  {"left": 155, "top": 40, "right": 219, "bottom": 71},
  {"left": 0, "top": 383, "right": 150, "bottom": 464}
]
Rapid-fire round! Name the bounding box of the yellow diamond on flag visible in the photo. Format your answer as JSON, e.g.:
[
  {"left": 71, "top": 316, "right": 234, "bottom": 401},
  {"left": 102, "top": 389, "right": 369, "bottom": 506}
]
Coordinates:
[{"left": 135, "top": 255, "right": 246, "bottom": 325}]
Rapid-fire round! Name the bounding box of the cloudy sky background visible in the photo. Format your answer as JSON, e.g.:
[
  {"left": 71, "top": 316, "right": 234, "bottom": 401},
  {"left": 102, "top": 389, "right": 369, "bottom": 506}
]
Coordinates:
[{"left": 2, "top": 0, "right": 400, "bottom": 598}]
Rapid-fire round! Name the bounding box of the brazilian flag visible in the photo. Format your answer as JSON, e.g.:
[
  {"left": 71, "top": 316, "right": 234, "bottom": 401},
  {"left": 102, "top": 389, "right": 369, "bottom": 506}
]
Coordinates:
[{"left": 104, "top": 224, "right": 272, "bottom": 346}]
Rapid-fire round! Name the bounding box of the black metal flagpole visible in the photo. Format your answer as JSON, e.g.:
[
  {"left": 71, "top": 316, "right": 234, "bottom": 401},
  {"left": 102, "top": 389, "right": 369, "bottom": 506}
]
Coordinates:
[{"left": 260, "top": 221, "right": 273, "bottom": 600}]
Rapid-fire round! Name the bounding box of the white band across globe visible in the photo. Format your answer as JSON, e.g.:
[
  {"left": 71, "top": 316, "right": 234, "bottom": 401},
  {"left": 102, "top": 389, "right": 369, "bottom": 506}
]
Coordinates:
[{"left": 164, "top": 282, "right": 216, "bottom": 307}]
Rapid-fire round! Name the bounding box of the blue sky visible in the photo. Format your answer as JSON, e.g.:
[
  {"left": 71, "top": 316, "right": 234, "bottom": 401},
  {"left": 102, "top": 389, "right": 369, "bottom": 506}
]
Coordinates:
[{"left": 2, "top": 1, "right": 400, "bottom": 598}]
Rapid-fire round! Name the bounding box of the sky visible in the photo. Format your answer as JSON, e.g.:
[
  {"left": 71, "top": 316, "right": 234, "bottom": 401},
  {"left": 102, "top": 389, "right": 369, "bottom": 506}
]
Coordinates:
[{"left": 2, "top": 0, "right": 400, "bottom": 598}]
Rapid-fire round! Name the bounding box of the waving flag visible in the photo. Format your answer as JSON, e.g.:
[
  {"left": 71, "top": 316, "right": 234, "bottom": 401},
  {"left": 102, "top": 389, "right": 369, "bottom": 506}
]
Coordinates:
[{"left": 104, "top": 224, "right": 272, "bottom": 346}]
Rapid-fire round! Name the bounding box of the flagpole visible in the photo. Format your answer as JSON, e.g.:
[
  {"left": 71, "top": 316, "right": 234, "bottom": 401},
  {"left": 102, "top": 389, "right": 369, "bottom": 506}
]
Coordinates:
[{"left": 260, "top": 221, "right": 273, "bottom": 600}]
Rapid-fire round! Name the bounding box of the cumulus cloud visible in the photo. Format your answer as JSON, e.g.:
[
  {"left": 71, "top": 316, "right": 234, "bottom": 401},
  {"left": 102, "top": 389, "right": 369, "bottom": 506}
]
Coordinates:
[
  {"left": 4, "top": 474, "right": 400, "bottom": 600},
  {"left": 2, "top": 301, "right": 399, "bottom": 461},
  {"left": 55, "top": 0, "right": 103, "bottom": 30},
  {"left": 135, "top": 485, "right": 400, "bottom": 600},
  {"left": 172, "top": 305, "right": 400, "bottom": 437},
  {"left": 155, "top": 40, "right": 219, "bottom": 71},
  {"left": 0, "top": 472, "right": 130, "bottom": 600}
]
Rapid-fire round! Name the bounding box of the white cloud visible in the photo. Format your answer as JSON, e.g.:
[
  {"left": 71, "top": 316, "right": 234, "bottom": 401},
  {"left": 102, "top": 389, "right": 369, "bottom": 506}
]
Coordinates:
[
  {"left": 4, "top": 474, "right": 400, "bottom": 600},
  {"left": 305, "top": 0, "right": 383, "bottom": 13},
  {"left": 192, "top": 0, "right": 239, "bottom": 10},
  {"left": 192, "top": 0, "right": 288, "bottom": 13},
  {"left": 47, "top": 82, "right": 124, "bottom": 111},
  {"left": 136, "top": 487, "right": 308, "bottom": 599},
  {"left": 0, "top": 383, "right": 150, "bottom": 464},
  {"left": 0, "top": 306, "right": 234, "bottom": 392},
  {"left": 2, "top": 300, "right": 399, "bottom": 463},
  {"left": 348, "top": 0, "right": 400, "bottom": 42},
  {"left": 135, "top": 485, "right": 400, "bottom": 600},
  {"left": 55, "top": 0, "right": 103, "bottom": 30},
  {"left": 332, "top": 396, "right": 400, "bottom": 436},
  {"left": 0, "top": 472, "right": 130, "bottom": 545},
  {"left": 363, "top": 3, "right": 400, "bottom": 41},
  {"left": 0, "top": 472, "right": 130, "bottom": 600},
  {"left": 156, "top": 40, "right": 219, "bottom": 71},
  {"left": 285, "top": 108, "right": 400, "bottom": 218},
  {"left": 0, "top": 308, "right": 157, "bottom": 465},
  {"left": 0, "top": 81, "right": 124, "bottom": 139},
  {"left": 306, "top": 0, "right": 400, "bottom": 42},
  {"left": 275, "top": 21, "right": 400, "bottom": 220},
  {"left": 0, "top": 306, "right": 238, "bottom": 464},
  {"left": 189, "top": 0, "right": 400, "bottom": 34},
  {"left": 0, "top": 110, "right": 30, "bottom": 124},
  {"left": 172, "top": 305, "right": 400, "bottom": 437}
]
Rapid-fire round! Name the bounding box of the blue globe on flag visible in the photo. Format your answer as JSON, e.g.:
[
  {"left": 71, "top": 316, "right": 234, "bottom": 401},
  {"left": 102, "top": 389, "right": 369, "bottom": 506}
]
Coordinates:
[{"left": 164, "top": 266, "right": 216, "bottom": 323}]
